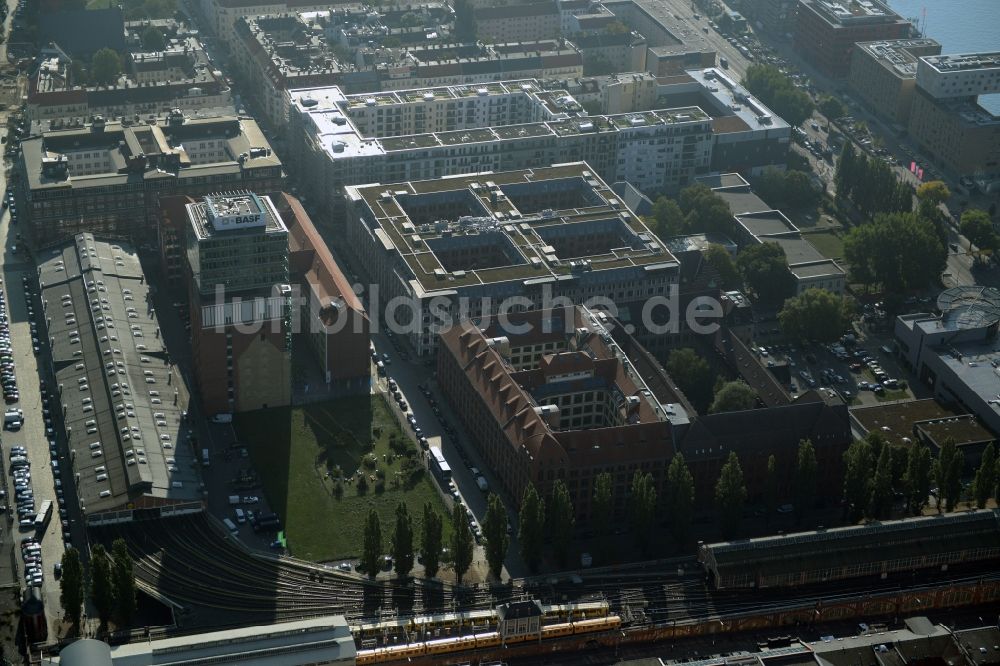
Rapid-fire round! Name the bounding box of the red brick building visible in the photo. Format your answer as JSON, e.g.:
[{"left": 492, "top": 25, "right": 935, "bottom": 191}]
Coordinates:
[
  {"left": 794, "top": 0, "right": 912, "bottom": 78},
  {"left": 438, "top": 306, "right": 851, "bottom": 523},
  {"left": 278, "top": 193, "right": 371, "bottom": 396}
]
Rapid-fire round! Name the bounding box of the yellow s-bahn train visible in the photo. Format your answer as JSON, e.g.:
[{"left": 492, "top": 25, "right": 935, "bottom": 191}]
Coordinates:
[{"left": 355, "top": 600, "right": 619, "bottom": 665}]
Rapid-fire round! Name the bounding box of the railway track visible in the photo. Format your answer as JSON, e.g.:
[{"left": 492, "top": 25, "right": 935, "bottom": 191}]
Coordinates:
[
  {"left": 92, "top": 515, "right": 1000, "bottom": 630},
  {"left": 91, "top": 515, "right": 504, "bottom": 622}
]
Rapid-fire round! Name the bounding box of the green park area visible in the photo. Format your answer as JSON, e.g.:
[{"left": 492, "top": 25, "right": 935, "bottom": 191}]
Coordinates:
[
  {"left": 235, "top": 396, "right": 451, "bottom": 562},
  {"left": 802, "top": 230, "right": 846, "bottom": 262}
]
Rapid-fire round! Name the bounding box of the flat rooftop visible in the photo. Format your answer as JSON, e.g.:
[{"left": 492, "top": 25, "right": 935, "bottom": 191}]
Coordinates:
[
  {"left": 22, "top": 113, "right": 279, "bottom": 192},
  {"left": 802, "top": 0, "right": 906, "bottom": 26},
  {"left": 290, "top": 81, "right": 708, "bottom": 161},
  {"left": 855, "top": 39, "right": 941, "bottom": 78},
  {"left": 850, "top": 398, "right": 994, "bottom": 447},
  {"left": 104, "top": 616, "right": 355, "bottom": 665},
  {"left": 37, "top": 234, "right": 200, "bottom": 518},
  {"left": 347, "top": 163, "right": 678, "bottom": 293},
  {"left": 934, "top": 340, "right": 1000, "bottom": 407},
  {"left": 735, "top": 210, "right": 800, "bottom": 238},
  {"left": 188, "top": 192, "right": 287, "bottom": 240},
  {"left": 922, "top": 52, "right": 1000, "bottom": 73},
  {"left": 686, "top": 68, "right": 790, "bottom": 132}
]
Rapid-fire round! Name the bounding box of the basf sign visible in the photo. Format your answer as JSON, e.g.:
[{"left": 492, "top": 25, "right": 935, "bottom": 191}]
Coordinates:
[{"left": 206, "top": 193, "right": 268, "bottom": 231}]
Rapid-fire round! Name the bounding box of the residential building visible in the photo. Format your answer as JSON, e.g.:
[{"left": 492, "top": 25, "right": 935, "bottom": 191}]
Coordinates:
[
  {"left": 848, "top": 39, "right": 942, "bottom": 124},
  {"left": 17, "top": 111, "right": 283, "bottom": 247},
  {"left": 907, "top": 54, "right": 1000, "bottom": 183},
  {"left": 232, "top": 14, "right": 344, "bottom": 128},
  {"left": 794, "top": 0, "right": 912, "bottom": 78},
  {"left": 28, "top": 29, "right": 231, "bottom": 123},
  {"left": 475, "top": 2, "right": 562, "bottom": 43},
  {"left": 323, "top": 4, "right": 454, "bottom": 54},
  {"left": 196, "top": 0, "right": 343, "bottom": 50},
  {"left": 37, "top": 234, "right": 202, "bottom": 525},
  {"left": 288, "top": 81, "right": 712, "bottom": 222},
  {"left": 559, "top": 0, "right": 617, "bottom": 34},
  {"left": 345, "top": 163, "right": 681, "bottom": 356},
  {"left": 44, "top": 616, "right": 356, "bottom": 665},
  {"left": 374, "top": 40, "right": 584, "bottom": 91},
  {"left": 184, "top": 192, "right": 292, "bottom": 414},
  {"left": 574, "top": 29, "right": 648, "bottom": 74},
  {"left": 895, "top": 286, "right": 1000, "bottom": 437},
  {"left": 277, "top": 193, "right": 372, "bottom": 396}
]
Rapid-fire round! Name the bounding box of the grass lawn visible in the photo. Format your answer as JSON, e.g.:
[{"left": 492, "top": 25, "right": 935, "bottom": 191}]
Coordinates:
[
  {"left": 235, "top": 396, "right": 452, "bottom": 562},
  {"left": 803, "top": 231, "right": 845, "bottom": 262}
]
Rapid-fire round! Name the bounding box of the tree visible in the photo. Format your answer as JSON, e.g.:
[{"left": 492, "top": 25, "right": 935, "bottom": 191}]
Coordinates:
[
  {"left": 834, "top": 142, "right": 857, "bottom": 201},
  {"left": 764, "top": 454, "right": 779, "bottom": 524},
  {"left": 737, "top": 242, "right": 795, "bottom": 305},
  {"left": 960, "top": 208, "right": 999, "bottom": 255},
  {"left": 650, "top": 197, "right": 685, "bottom": 239},
  {"left": 548, "top": 480, "right": 575, "bottom": 567},
  {"left": 843, "top": 438, "right": 874, "bottom": 521},
  {"left": 391, "top": 502, "right": 414, "bottom": 577},
  {"left": 779, "top": 288, "right": 853, "bottom": 343},
  {"left": 360, "top": 509, "right": 382, "bottom": 578},
  {"left": 482, "top": 493, "right": 509, "bottom": 579},
  {"left": 793, "top": 440, "right": 817, "bottom": 520},
  {"left": 453, "top": 0, "right": 477, "bottom": 41},
  {"left": 916, "top": 180, "right": 951, "bottom": 208},
  {"left": 420, "top": 503, "right": 443, "bottom": 578},
  {"left": 934, "top": 439, "right": 964, "bottom": 512},
  {"left": 90, "top": 48, "right": 123, "bottom": 86},
  {"left": 592, "top": 472, "right": 613, "bottom": 559},
  {"left": 973, "top": 443, "right": 996, "bottom": 509},
  {"left": 705, "top": 244, "right": 742, "bottom": 290},
  {"left": 742, "top": 64, "right": 814, "bottom": 127},
  {"left": 678, "top": 184, "right": 734, "bottom": 235},
  {"left": 664, "top": 453, "right": 694, "bottom": 547},
  {"left": 709, "top": 380, "right": 757, "bottom": 414},
  {"left": 451, "top": 503, "right": 474, "bottom": 584},
  {"left": 902, "top": 442, "right": 932, "bottom": 515},
  {"left": 868, "top": 442, "right": 894, "bottom": 518},
  {"left": 818, "top": 95, "right": 846, "bottom": 122},
  {"left": 843, "top": 212, "right": 946, "bottom": 293},
  {"left": 629, "top": 471, "right": 657, "bottom": 553},
  {"left": 60, "top": 547, "right": 84, "bottom": 626},
  {"left": 518, "top": 484, "right": 545, "bottom": 573},
  {"left": 141, "top": 26, "right": 166, "bottom": 51},
  {"left": 715, "top": 451, "right": 747, "bottom": 539},
  {"left": 754, "top": 168, "right": 819, "bottom": 209},
  {"left": 666, "top": 348, "right": 715, "bottom": 413},
  {"left": 89, "top": 544, "right": 115, "bottom": 624},
  {"left": 111, "top": 538, "right": 136, "bottom": 625}
]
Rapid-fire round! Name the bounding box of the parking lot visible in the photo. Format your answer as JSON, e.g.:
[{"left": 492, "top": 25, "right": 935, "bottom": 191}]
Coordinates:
[
  {"left": 0, "top": 176, "right": 84, "bottom": 639},
  {"left": 752, "top": 320, "right": 913, "bottom": 407}
]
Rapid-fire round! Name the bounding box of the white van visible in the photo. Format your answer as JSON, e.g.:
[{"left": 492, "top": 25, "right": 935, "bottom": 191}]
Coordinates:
[{"left": 223, "top": 518, "right": 238, "bottom": 534}]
